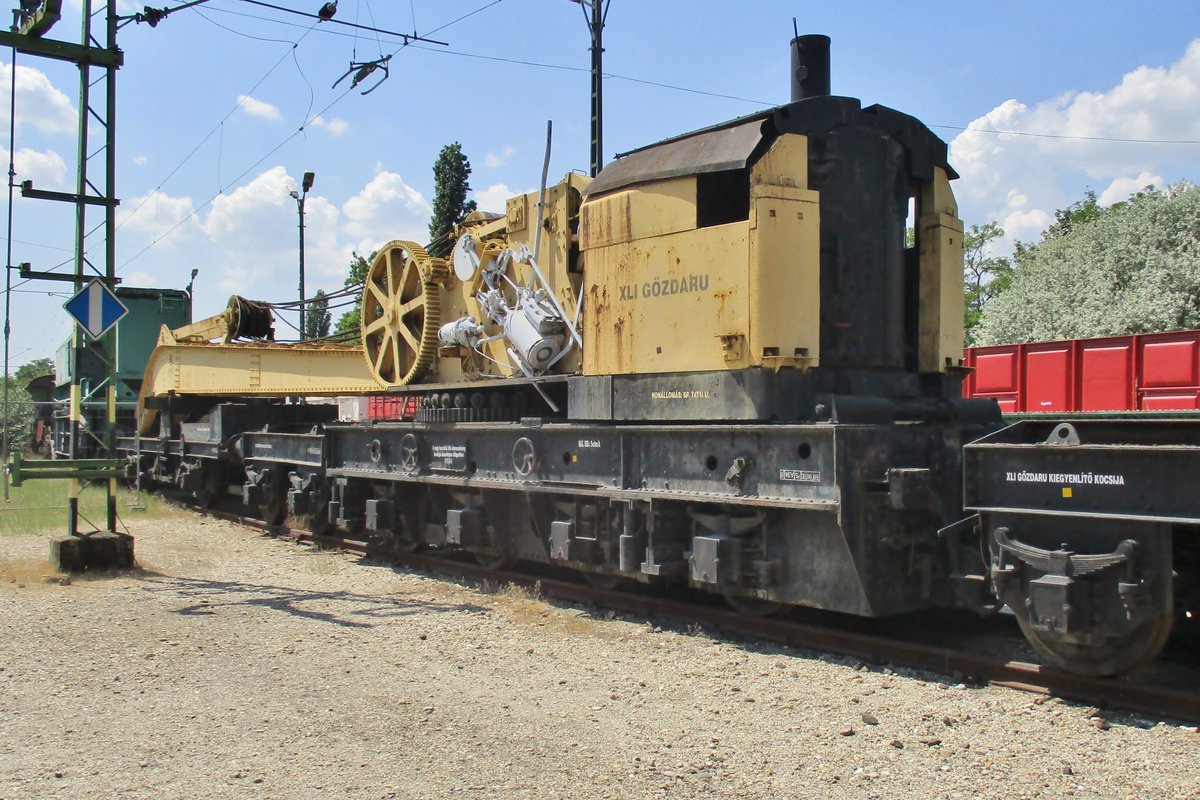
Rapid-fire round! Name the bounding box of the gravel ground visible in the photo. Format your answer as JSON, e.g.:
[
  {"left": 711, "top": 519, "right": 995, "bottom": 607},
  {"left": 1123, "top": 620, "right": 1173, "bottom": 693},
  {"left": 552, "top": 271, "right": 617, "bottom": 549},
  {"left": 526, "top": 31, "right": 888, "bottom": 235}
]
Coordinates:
[{"left": 2, "top": 510, "right": 1199, "bottom": 800}]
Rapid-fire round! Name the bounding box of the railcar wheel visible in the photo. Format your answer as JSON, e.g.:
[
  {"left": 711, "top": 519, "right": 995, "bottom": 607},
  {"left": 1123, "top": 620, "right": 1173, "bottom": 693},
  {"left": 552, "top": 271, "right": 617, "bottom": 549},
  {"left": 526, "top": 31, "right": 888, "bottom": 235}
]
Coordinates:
[
  {"left": 259, "top": 488, "right": 287, "bottom": 526},
  {"left": 1013, "top": 606, "right": 1174, "bottom": 677},
  {"left": 193, "top": 483, "right": 219, "bottom": 510},
  {"left": 192, "top": 467, "right": 219, "bottom": 509},
  {"left": 360, "top": 240, "right": 442, "bottom": 386}
]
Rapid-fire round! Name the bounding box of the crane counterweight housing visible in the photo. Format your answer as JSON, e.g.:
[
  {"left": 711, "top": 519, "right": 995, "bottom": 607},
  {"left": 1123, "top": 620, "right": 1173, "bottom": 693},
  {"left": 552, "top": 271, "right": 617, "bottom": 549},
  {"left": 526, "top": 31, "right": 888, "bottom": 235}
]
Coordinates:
[{"left": 117, "top": 35, "right": 1195, "bottom": 678}]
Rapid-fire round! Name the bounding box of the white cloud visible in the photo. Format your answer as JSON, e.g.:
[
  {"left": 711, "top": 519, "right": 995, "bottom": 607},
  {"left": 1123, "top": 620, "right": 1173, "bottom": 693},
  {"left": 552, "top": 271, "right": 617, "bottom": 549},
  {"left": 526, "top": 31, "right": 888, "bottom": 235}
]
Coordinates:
[
  {"left": 118, "top": 190, "right": 201, "bottom": 243},
  {"left": 341, "top": 170, "right": 431, "bottom": 252},
  {"left": 202, "top": 166, "right": 296, "bottom": 295},
  {"left": 484, "top": 146, "right": 516, "bottom": 169},
  {"left": 133, "top": 155, "right": 148, "bottom": 166},
  {"left": 473, "top": 183, "right": 515, "bottom": 214},
  {"left": 310, "top": 115, "right": 349, "bottom": 136},
  {"left": 0, "top": 62, "right": 75, "bottom": 135},
  {"left": 114, "top": 169, "right": 429, "bottom": 320},
  {"left": 989, "top": 189, "right": 1053, "bottom": 244},
  {"left": 1001, "top": 207, "right": 1053, "bottom": 244},
  {"left": 4, "top": 147, "right": 67, "bottom": 187},
  {"left": 203, "top": 166, "right": 291, "bottom": 239},
  {"left": 109, "top": 169, "right": 507, "bottom": 326},
  {"left": 236, "top": 94, "right": 281, "bottom": 121},
  {"left": 1098, "top": 171, "right": 1164, "bottom": 206},
  {"left": 300, "top": 198, "right": 346, "bottom": 282},
  {"left": 198, "top": 167, "right": 350, "bottom": 306},
  {"left": 950, "top": 38, "right": 1200, "bottom": 243},
  {"left": 123, "top": 270, "right": 157, "bottom": 287}
]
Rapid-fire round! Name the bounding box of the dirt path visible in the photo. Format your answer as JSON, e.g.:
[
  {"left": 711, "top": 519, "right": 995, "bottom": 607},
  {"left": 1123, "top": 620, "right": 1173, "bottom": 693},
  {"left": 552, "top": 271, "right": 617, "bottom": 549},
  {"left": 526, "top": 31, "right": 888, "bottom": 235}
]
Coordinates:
[{"left": 1, "top": 512, "right": 1198, "bottom": 800}]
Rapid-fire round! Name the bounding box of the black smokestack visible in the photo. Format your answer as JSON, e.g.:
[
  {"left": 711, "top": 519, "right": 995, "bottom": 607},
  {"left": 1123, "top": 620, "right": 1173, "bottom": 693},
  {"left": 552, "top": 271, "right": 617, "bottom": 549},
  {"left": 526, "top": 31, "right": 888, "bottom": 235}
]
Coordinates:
[{"left": 790, "top": 34, "right": 831, "bottom": 101}]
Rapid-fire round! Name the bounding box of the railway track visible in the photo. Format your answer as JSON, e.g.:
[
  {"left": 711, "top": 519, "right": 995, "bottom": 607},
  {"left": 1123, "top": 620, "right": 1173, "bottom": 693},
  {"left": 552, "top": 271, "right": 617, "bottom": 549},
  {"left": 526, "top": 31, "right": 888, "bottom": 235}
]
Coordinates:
[{"left": 200, "top": 505, "right": 1200, "bottom": 727}]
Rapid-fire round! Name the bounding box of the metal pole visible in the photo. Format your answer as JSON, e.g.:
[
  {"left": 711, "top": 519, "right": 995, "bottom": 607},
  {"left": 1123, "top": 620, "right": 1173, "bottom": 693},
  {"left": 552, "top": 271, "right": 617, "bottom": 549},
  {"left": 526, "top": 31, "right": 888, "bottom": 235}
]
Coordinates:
[
  {"left": 3, "top": 46, "right": 17, "bottom": 498},
  {"left": 68, "top": 0, "right": 97, "bottom": 535},
  {"left": 105, "top": 0, "right": 118, "bottom": 533},
  {"left": 588, "top": 1, "right": 605, "bottom": 177},
  {"left": 297, "top": 193, "right": 306, "bottom": 337}
]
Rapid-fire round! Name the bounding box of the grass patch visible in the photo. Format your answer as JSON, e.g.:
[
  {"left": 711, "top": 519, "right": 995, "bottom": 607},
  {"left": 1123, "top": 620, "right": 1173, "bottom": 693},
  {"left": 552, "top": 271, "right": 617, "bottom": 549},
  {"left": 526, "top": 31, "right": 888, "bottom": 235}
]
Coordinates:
[{"left": 0, "top": 477, "right": 177, "bottom": 536}]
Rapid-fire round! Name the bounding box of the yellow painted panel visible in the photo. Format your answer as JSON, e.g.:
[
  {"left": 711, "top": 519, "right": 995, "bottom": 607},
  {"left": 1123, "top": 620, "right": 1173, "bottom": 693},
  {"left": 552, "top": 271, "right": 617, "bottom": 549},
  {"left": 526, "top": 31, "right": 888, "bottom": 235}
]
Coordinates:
[
  {"left": 746, "top": 134, "right": 820, "bottom": 368},
  {"left": 918, "top": 166, "right": 965, "bottom": 372},
  {"left": 580, "top": 176, "right": 697, "bottom": 249},
  {"left": 584, "top": 222, "right": 750, "bottom": 375},
  {"left": 750, "top": 132, "right": 808, "bottom": 189},
  {"left": 748, "top": 187, "right": 821, "bottom": 364},
  {"left": 141, "top": 343, "right": 382, "bottom": 399}
]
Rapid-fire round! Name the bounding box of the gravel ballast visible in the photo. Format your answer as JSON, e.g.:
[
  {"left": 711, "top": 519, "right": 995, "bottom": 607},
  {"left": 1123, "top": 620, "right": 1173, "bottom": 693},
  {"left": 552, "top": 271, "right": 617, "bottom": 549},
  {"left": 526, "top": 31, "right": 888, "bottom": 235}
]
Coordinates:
[{"left": 1, "top": 512, "right": 1198, "bottom": 800}]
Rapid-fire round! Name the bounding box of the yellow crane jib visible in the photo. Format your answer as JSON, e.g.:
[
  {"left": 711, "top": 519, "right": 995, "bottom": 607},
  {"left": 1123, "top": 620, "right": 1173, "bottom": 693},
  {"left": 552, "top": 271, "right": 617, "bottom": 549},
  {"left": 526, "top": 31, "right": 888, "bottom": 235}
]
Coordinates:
[{"left": 137, "top": 295, "right": 382, "bottom": 433}]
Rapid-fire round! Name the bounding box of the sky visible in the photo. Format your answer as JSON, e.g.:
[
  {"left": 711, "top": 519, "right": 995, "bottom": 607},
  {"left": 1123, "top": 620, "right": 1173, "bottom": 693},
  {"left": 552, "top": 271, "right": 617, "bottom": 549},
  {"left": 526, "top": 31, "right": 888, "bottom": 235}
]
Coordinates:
[{"left": 1, "top": 0, "right": 1198, "bottom": 366}]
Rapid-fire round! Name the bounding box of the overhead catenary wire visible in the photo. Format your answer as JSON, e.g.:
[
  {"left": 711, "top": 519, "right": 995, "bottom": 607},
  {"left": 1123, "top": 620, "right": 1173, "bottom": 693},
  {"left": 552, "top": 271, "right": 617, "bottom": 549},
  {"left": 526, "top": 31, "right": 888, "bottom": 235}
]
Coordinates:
[
  {"left": 113, "top": 22, "right": 321, "bottom": 239},
  {"left": 4, "top": 8, "right": 1172, "bottom": 266},
  {"left": 239, "top": 0, "right": 447, "bottom": 45},
  {"left": 203, "top": 0, "right": 499, "bottom": 48},
  {"left": 350, "top": 0, "right": 386, "bottom": 62},
  {"left": 121, "top": 0, "right": 440, "bottom": 44},
  {"left": 191, "top": 4, "right": 300, "bottom": 44},
  {"left": 929, "top": 124, "right": 1200, "bottom": 145},
  {"left": 393, "top": 43, "right": 1200, "bottom": 146},
  {"left": 102, "top": 0, "right": 1200, "bottom": 287},
  {"left": 0, "top": 2, "right": 415, "bottom": 358},
  {"left": 45, "top": 0, "right": 1200, "bottom": 259},
  {"left": 0, "top": 235, "right": 73, "bottom": 253},
  {"left": 112, "top": 1, "right": 500, "bottom": 273}
]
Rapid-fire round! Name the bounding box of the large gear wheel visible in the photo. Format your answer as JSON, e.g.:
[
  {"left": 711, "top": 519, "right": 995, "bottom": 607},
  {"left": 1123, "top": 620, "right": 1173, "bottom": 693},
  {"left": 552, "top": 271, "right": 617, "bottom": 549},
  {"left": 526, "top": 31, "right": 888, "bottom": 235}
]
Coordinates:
[{"left": 360, "top": 240, "right": 441, "bottom": 386}]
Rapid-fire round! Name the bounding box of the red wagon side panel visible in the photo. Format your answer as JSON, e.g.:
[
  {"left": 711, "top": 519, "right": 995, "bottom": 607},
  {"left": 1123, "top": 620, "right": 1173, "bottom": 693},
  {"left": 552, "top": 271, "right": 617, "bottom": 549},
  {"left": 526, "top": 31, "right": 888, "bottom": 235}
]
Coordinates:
[
  {"left": 1024, "top": 342, "right": 1074, "bottom": 413},
  {"left": 1079, "top": 338, "right": 1134, "bottom": 411},
  {"left": 964, "top": 329, "right": 1200, "bottom": 413}
]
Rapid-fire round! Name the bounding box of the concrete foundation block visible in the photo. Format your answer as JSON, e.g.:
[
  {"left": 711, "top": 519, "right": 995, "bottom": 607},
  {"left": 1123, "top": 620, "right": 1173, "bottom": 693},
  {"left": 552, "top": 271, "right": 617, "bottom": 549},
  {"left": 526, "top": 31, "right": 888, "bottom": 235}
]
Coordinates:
[{"left": 50, "top": 533, "right": 135, "bottom": 573}]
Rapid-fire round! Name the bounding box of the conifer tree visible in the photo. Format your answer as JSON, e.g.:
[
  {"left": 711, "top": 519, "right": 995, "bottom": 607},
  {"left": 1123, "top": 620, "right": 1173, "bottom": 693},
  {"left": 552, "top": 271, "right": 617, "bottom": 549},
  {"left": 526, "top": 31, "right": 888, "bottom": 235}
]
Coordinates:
[
  {"left": 303, "top": 289, "right": 332, "bottom": 339},
  {"left": 427, "top": 142, "right": 477, "bottom": 258}
]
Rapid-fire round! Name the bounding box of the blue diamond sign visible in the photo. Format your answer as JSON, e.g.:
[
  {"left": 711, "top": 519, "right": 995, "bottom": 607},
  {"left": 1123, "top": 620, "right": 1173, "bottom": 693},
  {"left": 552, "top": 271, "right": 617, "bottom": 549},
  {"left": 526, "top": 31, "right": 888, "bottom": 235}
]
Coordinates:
[{"left": 63, "top": 279, "right": 128, "bottom": 339}]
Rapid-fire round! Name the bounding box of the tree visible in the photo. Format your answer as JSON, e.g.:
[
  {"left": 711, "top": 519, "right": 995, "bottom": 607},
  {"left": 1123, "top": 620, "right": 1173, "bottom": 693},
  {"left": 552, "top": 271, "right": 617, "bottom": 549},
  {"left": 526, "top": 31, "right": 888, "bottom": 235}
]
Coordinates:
[
  {"left": 427, "top": 142, "right": 477, "bottom": 258},
  {"left": 962, "top": 222, "right": 1014, "bottom": 345},
  {"left": 974, "top": 182, "right": 1200, "bottom": 346},
  {"left": 333, "top": 250, "right": 374, "bottom": 336},
  {"left": 303, "top": 290, "right": 331, "bottom": 339},
  {"left": 14, "top": 357, "right": 54, "bottom": 386},
  {"left": 1013, "top": 189, "right": 1104, "bottom": 265},
  {"left": 0, "top": 376, "right": 36, "bottom": 454},
  {"left": 1046, "top": 189, "right": 1102, "bottom": 240}
]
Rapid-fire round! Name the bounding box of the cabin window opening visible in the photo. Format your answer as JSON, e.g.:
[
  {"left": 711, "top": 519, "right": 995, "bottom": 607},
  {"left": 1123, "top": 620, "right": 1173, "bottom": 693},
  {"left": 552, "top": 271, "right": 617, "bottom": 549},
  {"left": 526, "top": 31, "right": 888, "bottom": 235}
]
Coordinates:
[
  {"left": 696, "top": 169, "right": 750, "bottom": 228},
  {"left": 903, "top": 191, "right": 920, "bottom": 373}
]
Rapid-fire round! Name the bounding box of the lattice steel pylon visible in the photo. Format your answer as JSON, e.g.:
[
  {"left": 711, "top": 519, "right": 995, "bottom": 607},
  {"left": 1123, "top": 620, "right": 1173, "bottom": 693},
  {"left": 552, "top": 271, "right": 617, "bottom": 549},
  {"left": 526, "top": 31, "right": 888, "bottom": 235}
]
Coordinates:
[{"left": 1, "top": 0, "right": 125, "bottom": 538}]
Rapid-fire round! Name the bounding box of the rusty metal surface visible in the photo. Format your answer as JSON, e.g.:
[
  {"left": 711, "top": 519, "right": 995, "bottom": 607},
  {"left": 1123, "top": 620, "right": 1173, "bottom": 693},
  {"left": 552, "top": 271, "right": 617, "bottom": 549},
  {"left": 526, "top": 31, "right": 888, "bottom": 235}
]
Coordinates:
[{"left": 583, "top": 118, "right": 766, "bottom": 197}]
